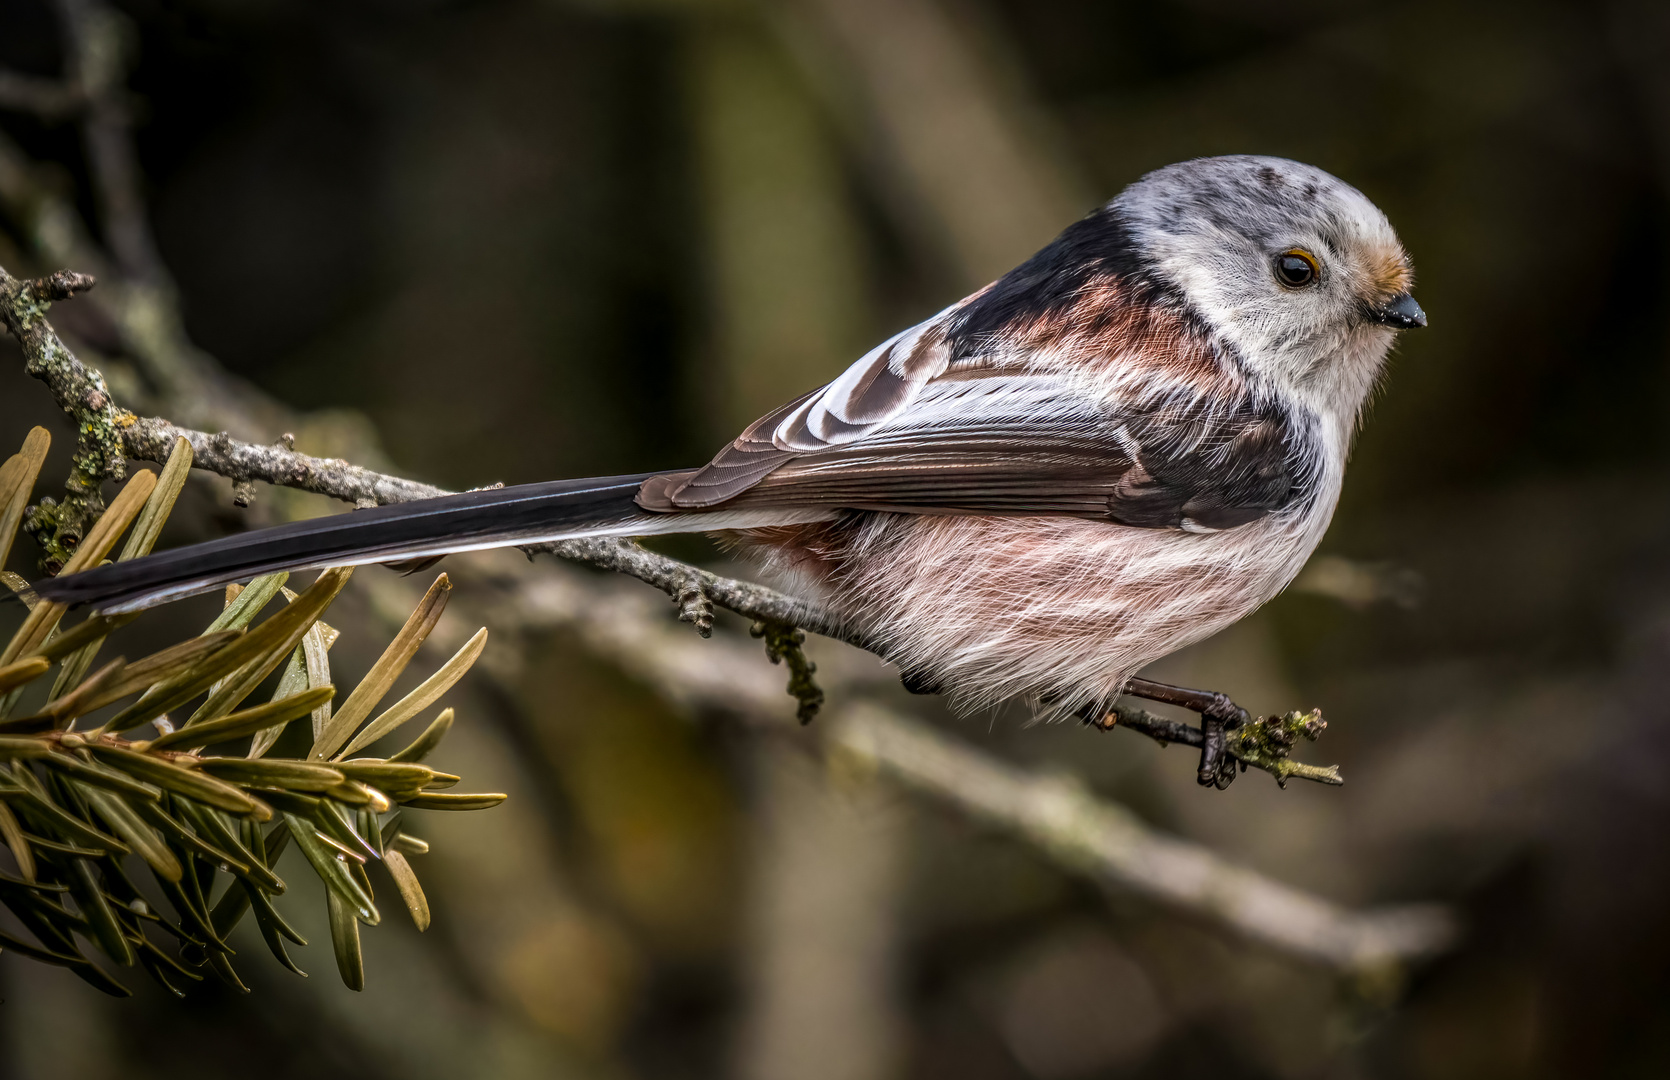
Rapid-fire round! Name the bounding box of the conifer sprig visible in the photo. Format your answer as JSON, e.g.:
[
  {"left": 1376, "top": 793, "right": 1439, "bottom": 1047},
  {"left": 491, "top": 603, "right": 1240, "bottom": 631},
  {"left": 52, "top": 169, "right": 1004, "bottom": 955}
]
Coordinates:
[{"left": 0, "top": 431, "right": 503, "bottom": 995}]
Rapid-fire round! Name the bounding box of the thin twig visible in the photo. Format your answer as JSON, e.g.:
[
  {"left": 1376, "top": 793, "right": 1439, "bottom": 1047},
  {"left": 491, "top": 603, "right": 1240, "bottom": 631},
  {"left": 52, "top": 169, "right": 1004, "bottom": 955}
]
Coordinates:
[
  {"left": 120, "top": 416, "right": 449, "bottom": 508},
  {"left": 533, "top": 536, "right": 855, "bottom": 645}
]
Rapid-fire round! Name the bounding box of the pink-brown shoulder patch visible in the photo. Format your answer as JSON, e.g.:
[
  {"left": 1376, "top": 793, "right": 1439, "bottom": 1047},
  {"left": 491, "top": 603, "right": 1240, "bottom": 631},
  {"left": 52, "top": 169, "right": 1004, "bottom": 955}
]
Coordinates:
[{"left": 999, "top": 272, "right": 1235, "bottom": 397}]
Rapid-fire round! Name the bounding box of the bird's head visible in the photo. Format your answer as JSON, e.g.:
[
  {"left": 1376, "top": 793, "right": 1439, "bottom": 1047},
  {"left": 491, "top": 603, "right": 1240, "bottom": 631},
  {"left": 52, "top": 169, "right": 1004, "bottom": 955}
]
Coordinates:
[{"left": 1116, "top": 155, "right": 1422, "bottom": 415}]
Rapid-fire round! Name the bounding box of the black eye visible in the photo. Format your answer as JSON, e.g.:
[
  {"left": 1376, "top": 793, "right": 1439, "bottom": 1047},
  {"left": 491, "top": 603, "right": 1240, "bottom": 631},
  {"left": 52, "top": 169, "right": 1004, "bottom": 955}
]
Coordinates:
[{"left": 1274, "top": 250, "right": 1319, "bottom": 288}]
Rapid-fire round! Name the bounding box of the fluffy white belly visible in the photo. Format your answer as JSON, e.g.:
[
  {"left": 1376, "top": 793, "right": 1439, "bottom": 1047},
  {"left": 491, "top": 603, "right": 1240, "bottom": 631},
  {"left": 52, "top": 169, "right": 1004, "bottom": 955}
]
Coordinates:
[{"left": 764, "top": 504, "right": 1332, "bottom": 718}]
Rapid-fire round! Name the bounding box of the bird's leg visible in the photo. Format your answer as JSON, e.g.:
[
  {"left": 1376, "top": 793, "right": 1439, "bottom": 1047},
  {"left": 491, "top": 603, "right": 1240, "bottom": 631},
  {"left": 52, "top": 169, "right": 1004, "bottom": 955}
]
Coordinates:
[{"left": 1108, "top": 676, "right": 1249, "bottom": 789}]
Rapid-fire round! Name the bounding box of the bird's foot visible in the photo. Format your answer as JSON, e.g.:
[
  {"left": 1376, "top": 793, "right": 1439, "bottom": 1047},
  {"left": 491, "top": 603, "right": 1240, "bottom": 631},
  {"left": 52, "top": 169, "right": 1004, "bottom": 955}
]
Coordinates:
[{"left": 1116, "top": 677, "right": 1249, "bottom": 790}]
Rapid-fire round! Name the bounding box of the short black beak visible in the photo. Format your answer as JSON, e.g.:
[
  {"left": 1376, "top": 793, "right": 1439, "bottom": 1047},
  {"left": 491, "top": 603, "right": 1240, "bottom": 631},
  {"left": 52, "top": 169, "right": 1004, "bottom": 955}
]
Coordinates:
[{"left": 1371, "top": 291, "right": 1427, "bottom": 329}]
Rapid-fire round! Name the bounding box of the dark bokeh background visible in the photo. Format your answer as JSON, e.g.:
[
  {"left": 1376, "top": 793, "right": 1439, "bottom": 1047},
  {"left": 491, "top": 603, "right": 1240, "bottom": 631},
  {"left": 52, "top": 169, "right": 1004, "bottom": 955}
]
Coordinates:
[{"left": 4, "top": 1, "right": 1670, "bottom": 1078}]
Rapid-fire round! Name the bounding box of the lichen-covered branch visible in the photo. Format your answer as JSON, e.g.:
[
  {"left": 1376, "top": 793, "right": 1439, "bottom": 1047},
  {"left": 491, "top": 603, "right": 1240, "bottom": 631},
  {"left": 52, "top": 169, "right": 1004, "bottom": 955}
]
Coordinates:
[
  {"left": 0, "top": 268, "right": 122, "bottom": 570},
  {"left": 120, "top": 418, "right": 450, "bottom": 509}
]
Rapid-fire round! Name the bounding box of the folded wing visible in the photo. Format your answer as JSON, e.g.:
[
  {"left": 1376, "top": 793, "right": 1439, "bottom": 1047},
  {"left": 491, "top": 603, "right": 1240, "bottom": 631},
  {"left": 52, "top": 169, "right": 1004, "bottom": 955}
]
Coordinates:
[{"left": 640, "top": 347, "right": 1307, "bottom": 531}]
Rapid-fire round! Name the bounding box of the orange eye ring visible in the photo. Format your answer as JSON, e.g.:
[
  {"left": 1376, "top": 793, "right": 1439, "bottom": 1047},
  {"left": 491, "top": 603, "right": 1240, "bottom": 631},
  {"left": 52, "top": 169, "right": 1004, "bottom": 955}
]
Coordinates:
[{"left": 1274, "top": 249, "right": 1320, "bottom": 288}]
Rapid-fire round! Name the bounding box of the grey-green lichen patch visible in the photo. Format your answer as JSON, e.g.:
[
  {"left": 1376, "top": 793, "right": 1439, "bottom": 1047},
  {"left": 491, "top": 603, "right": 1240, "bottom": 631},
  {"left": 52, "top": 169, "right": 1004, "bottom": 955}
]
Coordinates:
[{"left": 10, "top": 287, "right": 52, "bottom": 333}]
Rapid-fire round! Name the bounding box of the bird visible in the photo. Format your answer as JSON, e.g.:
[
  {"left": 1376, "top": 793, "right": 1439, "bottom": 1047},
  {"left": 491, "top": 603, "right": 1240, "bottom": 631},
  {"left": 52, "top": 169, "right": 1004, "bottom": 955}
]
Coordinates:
[{"left": 34, "top": 155, "right": 1424, "bottom": 728}]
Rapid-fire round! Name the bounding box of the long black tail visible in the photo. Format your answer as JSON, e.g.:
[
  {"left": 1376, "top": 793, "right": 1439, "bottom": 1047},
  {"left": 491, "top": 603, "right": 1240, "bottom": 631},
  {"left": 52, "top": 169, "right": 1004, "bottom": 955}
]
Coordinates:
[{"left": 30, "top": 471, "right": 765, "bottom": 614}]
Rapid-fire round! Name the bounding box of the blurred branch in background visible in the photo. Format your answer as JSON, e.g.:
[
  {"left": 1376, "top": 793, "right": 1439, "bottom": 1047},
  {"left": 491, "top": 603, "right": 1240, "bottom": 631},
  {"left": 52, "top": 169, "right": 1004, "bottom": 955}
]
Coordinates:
[
  {"left": 735, "top": 743, "right": 905, "bottom": 1080},
  {"left": 686, "top": 14, "right": 875, "bottom": 435},
  {"left": 447, "top": 563, "right": 1457, "bottom": 976},
  {"left": 686, "top": 24, "right": 906, "bottom": 1079},
  {"left": 0, "top": 67, "right": 82, "bottom": 120},
  {"left": 54, "top": 0, "right": 163, "bottom": 285},
  {"left": 767, "top": 0, "right": 1090, "bottom": 289}
]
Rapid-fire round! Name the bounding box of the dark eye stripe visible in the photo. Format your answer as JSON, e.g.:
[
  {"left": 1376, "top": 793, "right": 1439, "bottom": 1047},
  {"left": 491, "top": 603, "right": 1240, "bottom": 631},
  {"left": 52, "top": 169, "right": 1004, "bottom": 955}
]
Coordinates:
[{"left": 1275, "top": 250, "right": 1319, "bottom": 288}]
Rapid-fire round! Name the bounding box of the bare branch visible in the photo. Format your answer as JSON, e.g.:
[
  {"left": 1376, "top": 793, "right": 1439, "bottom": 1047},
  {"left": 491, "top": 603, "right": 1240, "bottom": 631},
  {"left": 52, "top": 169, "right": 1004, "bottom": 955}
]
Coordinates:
[
  {"left": 531, "top": 536, "right": 855, "bottom": 645},
  {"left": 121, "top": 417, "right": 450, "bottom": 509}
]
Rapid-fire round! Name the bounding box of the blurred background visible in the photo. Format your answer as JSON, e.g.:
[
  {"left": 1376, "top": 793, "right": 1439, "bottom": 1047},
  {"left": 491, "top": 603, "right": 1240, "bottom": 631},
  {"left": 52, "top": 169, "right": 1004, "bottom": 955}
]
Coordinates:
[{"left": 3, "top": 0, "right": 1670, "bottom": 1077}]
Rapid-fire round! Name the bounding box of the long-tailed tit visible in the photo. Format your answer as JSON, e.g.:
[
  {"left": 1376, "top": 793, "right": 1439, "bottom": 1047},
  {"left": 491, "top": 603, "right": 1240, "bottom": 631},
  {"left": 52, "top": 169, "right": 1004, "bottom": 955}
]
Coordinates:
[{"left": 35, "top": 155, "right": 1425, "bottom": 729}]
